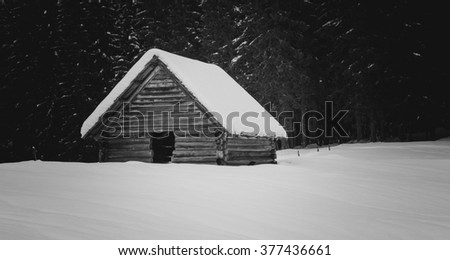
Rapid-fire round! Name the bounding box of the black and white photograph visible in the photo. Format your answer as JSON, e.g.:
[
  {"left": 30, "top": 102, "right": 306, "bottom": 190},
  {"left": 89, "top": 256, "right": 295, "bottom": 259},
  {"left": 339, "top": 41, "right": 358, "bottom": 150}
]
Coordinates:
[{"left": 0, "top": 0, "right": 449, "bottom": 258}]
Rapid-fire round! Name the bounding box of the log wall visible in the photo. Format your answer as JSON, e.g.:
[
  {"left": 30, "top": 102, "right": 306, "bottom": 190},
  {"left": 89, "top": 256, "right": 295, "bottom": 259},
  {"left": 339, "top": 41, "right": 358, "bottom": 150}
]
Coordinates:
[
  {"left": 98, "top": 61, "right": 223, "bottom": 163},
  {"left": 102, "top": 138, "right": 152, "bottom": 162},
  {"left": 171, "top": 136, "right": 219, "bottom": 164},
  {"left": 100, "top": 64, "right": 221, "bottom": 138},
  {"left": 222, "top": 135, "right": 277, "bottom": 165}
]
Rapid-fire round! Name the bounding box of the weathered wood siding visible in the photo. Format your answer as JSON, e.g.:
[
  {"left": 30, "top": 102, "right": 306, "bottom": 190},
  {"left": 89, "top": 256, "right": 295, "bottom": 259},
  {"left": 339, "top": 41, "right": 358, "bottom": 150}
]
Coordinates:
[
  {"left": 172, "top": 136, "right": 219, "bottom": 164},
  {"left": 221, "top": 135, "right": 277, "bottom": 165},
  {"left": 100, "top": 64, "right": 220, "bottom": 138},
  {"left": 98, "top": 62, "right": 222, "bottom": 163},
  {"left": 101, "top": 138, "right": 151, "bottom": 162}
]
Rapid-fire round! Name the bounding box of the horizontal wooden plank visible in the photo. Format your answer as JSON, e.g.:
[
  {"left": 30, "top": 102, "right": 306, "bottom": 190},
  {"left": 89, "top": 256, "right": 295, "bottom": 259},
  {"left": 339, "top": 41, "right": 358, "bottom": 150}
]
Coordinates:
[
  {"left": 226, "top": 139, "right": 274, "bottom": 145},
  {"left": 106, "top": 143, "right": 150, "bottom": 150},
  {"left": 114, "top": 120, "right": 216, "bottom": 127},
  {"left": 226, "top": 151, "right": 274, "bottom": 158},
  {"left": 122, "top": 112, "right": 203, "bottom": 119},
  {"left": 147, "top": 79, "right": 174, "bottom": 84},
  {"left": 136, "top": 98, "right": 190, "bottom": 104},
  {"left": 140, "top": 83, "right": 179, "bottom": 90},
  {"left": 226, "top": 152, "right": 275, "bottom": 159},
  {"left": 100, "top": 129, "right": 219, "bottom": 139},
  {"left": 119, "top": 115, "right": 210, "bottom": 121},
  {"left": 224, "top": 156, "right": 276, "bottom": 162},
  {"left": 175, "top": 142, "right": 217, "bottom": 148},
  {"left": 150, "top": 74, "right": 171, "bottom": 80},
  {"left": 174, "top": 148, "right": 217, "bottom": 153},
  {"left": 227, "top": 138, "right": 273, "bottom": 145},
  {"left": 174, "top": 131, "right": 221, "bottom": 138},
  {"left": 106, "top": 143, "right": 151, "bottom": 149},
  {"left": 172, "top": 150, "right": 216, "bottom": 157},
  {"left": 224, "top": 158, "right": 275, "bottom": 165},
  {"left": 131, "top": 101, "right": 195, "bottom": 107},
  {"left": 141, "top": 87, "right": 179, "bottom": 95},
  {"left": 103, "top": 138, "right": 149, "bottom": 144},
  {"left": 113, "top": 128, "right": 217, "bottom": 137},
  {"left": 130, "top": 97, "right": 188, "bottom": 104},
  {"left": 136, "top": 93, "right": 186, "bottom": 99},
  {"left": 139, "top": 86, "right": 179, "bottom": 96},
  {"left": 129, "top": 102, "right": 196, "bottom": 109},
  {"left": 138, "top": 88, "right": 182, "bottom": 95},
  {"left": 105, "top": 140, "right": 150, "bottom": 146},
  {"left": 175, "top": 136, "right": 218, "bottom": 142},
  {"left": 101, "top": 131, "right": 150, "bottom": 138},
  {"left": 172, "top": 156, "right": 218, "bottom": 164},
  {"left": 225, "top": 145, "right": 275, "bottom": 152},
  {"left": 146, "top": 78, "right": 175, "bottom": 84}
]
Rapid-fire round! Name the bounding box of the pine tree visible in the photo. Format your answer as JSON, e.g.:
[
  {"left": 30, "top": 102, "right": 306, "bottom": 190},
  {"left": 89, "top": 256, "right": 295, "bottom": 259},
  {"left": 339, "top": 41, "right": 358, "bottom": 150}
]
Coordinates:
[
  {"left": 230, "top": 1, "right": 317, "bottom": 146},
  {"left": 199, "top": 0, "right": 242, "bottom": 69}
]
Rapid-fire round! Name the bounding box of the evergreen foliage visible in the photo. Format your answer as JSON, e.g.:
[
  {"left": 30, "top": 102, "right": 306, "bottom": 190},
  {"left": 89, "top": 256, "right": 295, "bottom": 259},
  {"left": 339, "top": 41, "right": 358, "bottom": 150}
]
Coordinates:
[{"left": 0, "top": 0, "right": 447, "bottom": 162}]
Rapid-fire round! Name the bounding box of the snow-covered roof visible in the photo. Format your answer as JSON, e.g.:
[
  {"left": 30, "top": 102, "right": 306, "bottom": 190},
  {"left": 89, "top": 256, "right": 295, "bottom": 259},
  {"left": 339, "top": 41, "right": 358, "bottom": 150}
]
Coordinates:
[{"left": 81, "top": 48, "right": 287, "bottom": 138}]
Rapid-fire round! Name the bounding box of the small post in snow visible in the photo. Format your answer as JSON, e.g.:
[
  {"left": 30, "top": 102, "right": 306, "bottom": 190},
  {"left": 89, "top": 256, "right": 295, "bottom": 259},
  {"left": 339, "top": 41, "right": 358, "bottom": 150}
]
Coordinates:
[{"left": 32, "top": 146, "right": 37, "bottom": 161}]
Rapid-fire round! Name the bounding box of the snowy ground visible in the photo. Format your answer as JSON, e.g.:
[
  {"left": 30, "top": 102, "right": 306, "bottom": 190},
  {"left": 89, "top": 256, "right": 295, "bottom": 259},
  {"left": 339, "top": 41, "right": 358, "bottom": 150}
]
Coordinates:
[{"left": 1, "top": 139, "right": 450, "bottom": 239}]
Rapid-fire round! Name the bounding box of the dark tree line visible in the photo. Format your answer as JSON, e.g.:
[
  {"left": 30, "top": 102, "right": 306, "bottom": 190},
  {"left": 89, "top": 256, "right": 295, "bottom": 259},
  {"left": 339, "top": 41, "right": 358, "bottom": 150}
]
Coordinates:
[{"left": 0, "top": 0, "right": 447, "bottom": 162}]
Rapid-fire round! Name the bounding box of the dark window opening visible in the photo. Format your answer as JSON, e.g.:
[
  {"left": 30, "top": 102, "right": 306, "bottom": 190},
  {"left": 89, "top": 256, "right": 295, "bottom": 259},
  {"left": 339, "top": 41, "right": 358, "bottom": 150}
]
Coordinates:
[{"left": 151, "top": 132, "right": 175, "bottom": 163}]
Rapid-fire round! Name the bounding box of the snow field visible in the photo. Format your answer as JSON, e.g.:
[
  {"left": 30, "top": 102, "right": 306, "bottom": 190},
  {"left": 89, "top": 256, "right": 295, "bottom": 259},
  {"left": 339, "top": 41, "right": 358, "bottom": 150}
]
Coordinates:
[{"left": 1, "top": 139, "right": 450, "bottom": 239}]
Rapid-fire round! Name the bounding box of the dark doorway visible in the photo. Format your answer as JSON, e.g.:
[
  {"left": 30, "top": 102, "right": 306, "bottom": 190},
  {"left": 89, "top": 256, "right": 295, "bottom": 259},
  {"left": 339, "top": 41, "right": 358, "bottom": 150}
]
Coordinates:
[{"left": 151, "top": 132, "right": 175, "bottom": 163}]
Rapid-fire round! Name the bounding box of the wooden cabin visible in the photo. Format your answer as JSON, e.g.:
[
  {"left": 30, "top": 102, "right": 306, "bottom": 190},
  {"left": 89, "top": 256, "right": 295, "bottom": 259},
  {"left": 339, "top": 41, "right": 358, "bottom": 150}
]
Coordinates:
[{"left": 81, "top": 49, "right": 287, "bottom": 165}]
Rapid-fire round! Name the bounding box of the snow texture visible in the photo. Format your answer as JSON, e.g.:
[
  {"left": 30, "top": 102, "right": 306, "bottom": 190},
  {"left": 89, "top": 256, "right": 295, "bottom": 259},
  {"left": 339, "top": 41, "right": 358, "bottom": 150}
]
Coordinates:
[
  {"left": 1, "top": 139, "right": 450, "bottom": 239},
  {"left": 80, "top": 48, "right": 287, "bottom": 138}
]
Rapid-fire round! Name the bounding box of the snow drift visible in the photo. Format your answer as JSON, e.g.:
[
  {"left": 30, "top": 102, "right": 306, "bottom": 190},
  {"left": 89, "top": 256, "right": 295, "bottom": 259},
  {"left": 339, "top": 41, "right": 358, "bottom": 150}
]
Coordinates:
[{"left": 1, "top": 139, "right": 450, "bottom": 239}]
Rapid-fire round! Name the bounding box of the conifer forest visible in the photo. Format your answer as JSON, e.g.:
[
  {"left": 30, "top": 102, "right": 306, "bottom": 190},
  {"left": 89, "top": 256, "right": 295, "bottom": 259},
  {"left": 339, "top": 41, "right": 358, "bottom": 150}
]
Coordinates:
[{"left": 0, "top": 0, "right": 448, "bottom": 162}]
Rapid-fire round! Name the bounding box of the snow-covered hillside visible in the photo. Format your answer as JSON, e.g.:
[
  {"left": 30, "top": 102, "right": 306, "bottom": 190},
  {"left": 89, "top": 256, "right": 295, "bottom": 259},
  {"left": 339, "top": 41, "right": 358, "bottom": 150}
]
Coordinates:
[{"left": 1, "top": 139, "right": 450, "bottom": 239}]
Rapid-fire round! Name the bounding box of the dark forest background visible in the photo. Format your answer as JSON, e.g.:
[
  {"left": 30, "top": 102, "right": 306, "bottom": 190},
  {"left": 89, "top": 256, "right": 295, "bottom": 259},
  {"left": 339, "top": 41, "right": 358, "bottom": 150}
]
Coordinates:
[{"left": 0, "top": 0, "right": 448, "bottom": 162}]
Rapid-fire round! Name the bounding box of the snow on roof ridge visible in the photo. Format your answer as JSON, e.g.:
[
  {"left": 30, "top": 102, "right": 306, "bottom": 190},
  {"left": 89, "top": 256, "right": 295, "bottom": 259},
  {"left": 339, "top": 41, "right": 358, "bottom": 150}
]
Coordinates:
[{"left": 80, "top": 48, "right": 287, "bottom": 138}]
